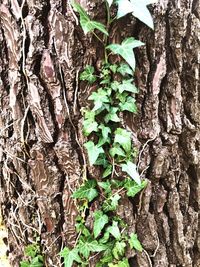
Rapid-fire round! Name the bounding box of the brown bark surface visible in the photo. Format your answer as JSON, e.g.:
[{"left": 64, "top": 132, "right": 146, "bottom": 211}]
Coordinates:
[{"left": 0, "top": 0, "right": 199, "bottom": 266}]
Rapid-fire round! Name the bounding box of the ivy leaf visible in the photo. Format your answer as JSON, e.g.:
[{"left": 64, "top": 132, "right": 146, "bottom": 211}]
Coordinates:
[
  {"left": 116, "top": 0, "right": 156, "bottom": 29},
  {"left": 106, "top": 37, "right": 144, "bottom": 71},
  {"left": 103, "top": 194, "right": 121, "bottom": 212},
  {"left": 24, "top": 244, "right": 40, "bottom": 258},
  {"left": 116, "top": 0, "right": 133, "bottom": 18},
  {"left": 119, "top": 96, "right": 137, "bottom": 113},
  {"left": 109, "top": 145, "right": 126, "bottom": 157},
  {"left": 112, "top": 241, "right": 126, "bottom": 260},
  {"left": 108, "top": 259, "right": 130, "bottom": 267},
  {"left": 114, "top": 128, "right": 131, "bottom": 152},
  {"left": 71, "top": 2, "right": 108, "bottom": 35},
  {"left": 104, "top": 107, "right": 120, "bottom": 123},
  {"left": 78, "top": 238, "right": 108, "bottom": 259},
  {"left": 80, "top": 65, "right": 96, "bottom": 83},
  {"left": 30, "top": 256, "right": 44, "bottom": 267},
  {"left": 60, "top": 247, "right": 82, "bottom": 267},
  {"left": 129, "top": 233, "right": 143, "bottom": 252},
  {"left": 102, "top": 164, "right": 113, "bottom": 178},
  {"left": 121, "top": 161, "right": 141, "bottom": 184},
  {"left": 73, "top": 180, "right": 98, "bottom": 202},
  {"left": 124, "top": 179, "right": 147, "bottom": 197},
  {"left": 106, "top": 0, "right": 114, "bottom": 7},
  {"left": 107, "top": 221, "right": 121, "bottom": 240},
  {"left": 83, "top": 114, "right": 98, "bottom": 136},
  {"left": 117, "top": 63, "right": 133, "bottom": 76},
  {"left": 99, "top": 124, "right": 111, "bottom": 140},
  {"left": 89, "top": 88, "right": 110, "bottom": 111},
  {"left": 93, "top": 210, "right": 109, "bottom": 238},
  {"left": 84, "top": 141, "right": 104, "bottom": 165},
  {"left": 118, "top": 79, "right": 138, "bottom": 94},
  {"left": 130, "top": 0, "right": 157, "bottom": 29},
  {"left": 98, "top": 180, "right": 112, "bottom": 193}
]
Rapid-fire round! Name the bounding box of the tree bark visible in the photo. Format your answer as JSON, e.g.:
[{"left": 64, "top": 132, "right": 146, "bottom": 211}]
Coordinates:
[{"left": 0, "top": 0, "right": 199, "bottom": 266}]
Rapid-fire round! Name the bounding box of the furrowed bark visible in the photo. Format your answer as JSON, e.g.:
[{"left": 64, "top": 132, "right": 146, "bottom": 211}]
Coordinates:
[{"left": 0, "top": 0, "right": 199, "bottom": 266}]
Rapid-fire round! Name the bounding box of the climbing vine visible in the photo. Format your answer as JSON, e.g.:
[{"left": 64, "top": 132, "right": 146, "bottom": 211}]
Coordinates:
[{"left": 60, "top": 1, "right": 156, "bottom": 266}]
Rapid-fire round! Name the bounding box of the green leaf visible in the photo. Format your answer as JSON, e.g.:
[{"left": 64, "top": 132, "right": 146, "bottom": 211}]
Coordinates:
[
  {"left": 98, "top": 180, "right": 112, "bottom": 193},
  {"left": 80, "top": 65, "right": 96, "bottom": 83},
  {"left": 73, "top": 179, "right": 98, "bottom": 202},
  {"left": 109, "top": 145, "right": 126, "bottom": 157},
  {"left": 84, "top": 141, "right": 104, "bottom": 165},
  {"left": 93, "top": 210, "right": 109, "bottom": 238},
  {"left": 30, "top": 256, "right": 44, "bottom": 267},
  {"left": 130, "top": 0, "right": 157, "bottom": 29},
  {"left": 121, "top": 161, "right": 141, "bottom": 184},
  {"left": 119, "top": 96, "right": 137, "bottom": 113},
  {"left": 99, "top": 124, "right": 111, "bottom": 140},
  {"left": 24, "top": 244, "right": 40, "bottom": 258},
  {"left": 20, "top": 261, "right": 30, "bottom": 267},
  {"left": 114, "top": 128, "right": 131, "bottom": 152},
  {"left": 83, "top": 112, "right": 98, "bottom": 136},
  {"left": 103, "top": 194, "right": 121, "bottom": 212},
  {"left": 104, "top": 107, "right": 120, "bottom": 123},
  {"left": 124, "top": 179, "right": 148, "bottom": 197},
  {"left": 117, "top": 63, "right": 133, "bottom": 76},
  {"left": 116, "top": 0, "right": 156, "bottom": 29},
  {"left": 129, "top": 233, "right": 143, "bottom": 252},
  {"left": 112, "top": 241, "right": 126, "bottom": 260},
  {"left": 107, "top": 221, "right": 121, "bottom": 240},
  {"left": 78, "top": 238, "right": 108, "bottom": 259},
  {"left": 109, "top": 64, "right": 118, "bottom": 73},
  {"left": 102, "top": 164, "right": 113, "bottom": 178},
  {"left": 108, "top": 259, "right": 130, "bottom": 267},
  {"left": 71, "top": 2, "right": 108, "bottom": 35},
  {"left": 106, "top": 37, "right": 144, "bottom": 71},
  {"left": 89, "top": 88, "right": 110, "bottom": 111},
  {"left": 118, "top": 79, "right": 138, "bottom": 94},
  {"left": 60, "top": 247, "right": 82, "bottom": 267}
]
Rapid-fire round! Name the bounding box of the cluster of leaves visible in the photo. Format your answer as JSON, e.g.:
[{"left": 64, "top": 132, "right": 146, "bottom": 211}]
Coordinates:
[
  {"left": 60, "top": 0, "right": 156, "bottom": 266},
  {"left": 20, "top": 243, "right": 44, "bottom": 267}
]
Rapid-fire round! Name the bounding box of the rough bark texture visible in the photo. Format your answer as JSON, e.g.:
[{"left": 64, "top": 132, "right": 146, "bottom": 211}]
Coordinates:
[{"left": 0, "top": 0, "right": 199, "bottom": 266}]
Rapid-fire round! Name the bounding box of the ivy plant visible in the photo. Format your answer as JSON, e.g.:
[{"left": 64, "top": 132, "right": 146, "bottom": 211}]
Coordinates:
[{"left": 60, "top": 1, "right": 156, "bottom": 266}]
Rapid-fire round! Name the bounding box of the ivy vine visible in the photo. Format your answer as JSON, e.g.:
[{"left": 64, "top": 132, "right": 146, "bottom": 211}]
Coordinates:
[{"left": 60, "top": 1, "right": 156, "bottom": 266}]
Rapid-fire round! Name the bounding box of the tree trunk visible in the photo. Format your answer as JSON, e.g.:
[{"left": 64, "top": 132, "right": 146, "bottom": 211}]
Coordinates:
[{"left": 0, "top": 0, "right": 199, "bottom": 266}]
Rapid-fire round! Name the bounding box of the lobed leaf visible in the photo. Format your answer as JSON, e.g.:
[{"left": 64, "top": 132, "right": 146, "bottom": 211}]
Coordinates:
[
  {"left": 60, "top": 247, "right": 82, "bottom": 267},
  {"left": 84, "top": 141, "right": 104, "bottom": 165},
  {"left": 121, "top": 161, "right": 141, "bottom": 184},
  {"left": 114, "top": 128, "right": 132, "bottom": 153},
  {"left": 80, "top": 65, "right": 97, "bottom": 83},
  {"left": 106, "top": 37, "right": 144, "bottom": 71},
  {"left": 129, "top": 233, "right": 143, "bottom": 252},
  {"left": 72, "top": 179, "right": 98, "bottom": 202},
  {"left": 93, "top": 210, "right": 109, "bottom": 238}
]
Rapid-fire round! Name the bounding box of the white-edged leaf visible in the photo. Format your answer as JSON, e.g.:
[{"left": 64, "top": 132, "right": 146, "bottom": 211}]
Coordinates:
[{"left": 121, "top": 161, "right": 141, "bottom": 184}]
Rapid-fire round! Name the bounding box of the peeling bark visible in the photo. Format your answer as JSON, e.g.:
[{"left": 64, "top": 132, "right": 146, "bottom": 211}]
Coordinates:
[{"left": 0, "top": 0, "right": 199, "bottom": 266}]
